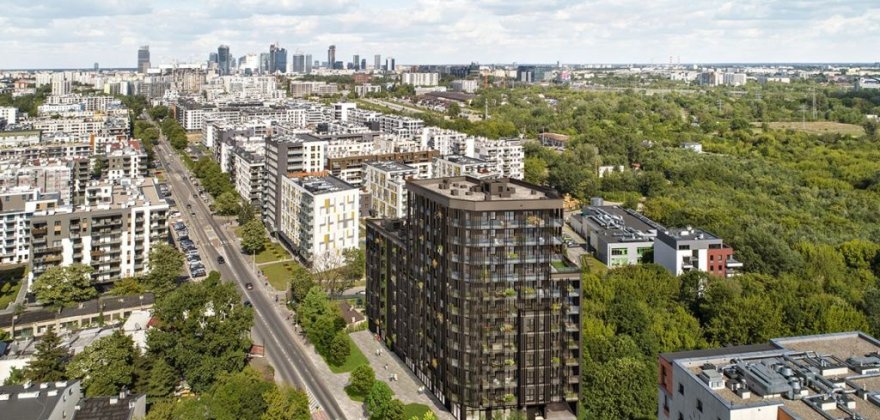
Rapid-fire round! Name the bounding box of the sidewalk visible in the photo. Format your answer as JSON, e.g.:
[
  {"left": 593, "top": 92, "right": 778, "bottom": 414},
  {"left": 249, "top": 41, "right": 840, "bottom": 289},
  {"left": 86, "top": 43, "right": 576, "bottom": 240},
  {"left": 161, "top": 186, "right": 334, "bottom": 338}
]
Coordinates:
[{"left": 350, "top": 331, "right": 455, "bottom": 420}]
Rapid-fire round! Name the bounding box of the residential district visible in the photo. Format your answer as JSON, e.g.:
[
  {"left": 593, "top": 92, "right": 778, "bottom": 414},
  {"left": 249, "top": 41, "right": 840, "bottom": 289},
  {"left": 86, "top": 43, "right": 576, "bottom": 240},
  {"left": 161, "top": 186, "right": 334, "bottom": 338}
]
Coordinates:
[{"left": 0, "top": 43, "right": 878, "bottom": 420}]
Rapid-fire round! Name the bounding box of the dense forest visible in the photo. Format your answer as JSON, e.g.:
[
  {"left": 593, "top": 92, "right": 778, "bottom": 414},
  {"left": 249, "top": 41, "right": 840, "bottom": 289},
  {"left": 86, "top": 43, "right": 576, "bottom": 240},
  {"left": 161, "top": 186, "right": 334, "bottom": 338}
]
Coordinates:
[{"left": 458, "top": 82, "right": 880, "bottom": 418}]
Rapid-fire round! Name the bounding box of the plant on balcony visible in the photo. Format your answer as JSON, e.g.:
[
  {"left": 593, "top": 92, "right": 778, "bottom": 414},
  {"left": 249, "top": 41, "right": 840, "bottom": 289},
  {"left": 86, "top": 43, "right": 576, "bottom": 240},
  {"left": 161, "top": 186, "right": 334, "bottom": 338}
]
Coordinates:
[
  {"left": 523, "top": 287, "right": 536, "bottom": 296},
  {"left": 502, "top": 393, "right": 516, "bottom": 403},
  {"left": 551, "top": 303, "right": 561, "bottom": 312},
  {"left": 526, "top": 215, "right": 542, "bottom": 226},
  {"left": 551, "top": 357, "right": 561, "bottom": 365},
  {"left": 503, "top": 288, "right": 516, "bottom": 297},
  {"left": 504, "top": 359, "right": 515, "bottom": 366}
]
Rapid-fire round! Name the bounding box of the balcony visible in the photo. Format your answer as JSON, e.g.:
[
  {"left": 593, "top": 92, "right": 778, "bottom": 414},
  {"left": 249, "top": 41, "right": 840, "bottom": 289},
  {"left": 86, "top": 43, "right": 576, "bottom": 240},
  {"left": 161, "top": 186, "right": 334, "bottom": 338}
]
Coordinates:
[
  {"left": 32, "top": 227, "right": 48, "bottom": 235},
  {"left": 550, "top": 255, "right": 580, "bottom": 274}
]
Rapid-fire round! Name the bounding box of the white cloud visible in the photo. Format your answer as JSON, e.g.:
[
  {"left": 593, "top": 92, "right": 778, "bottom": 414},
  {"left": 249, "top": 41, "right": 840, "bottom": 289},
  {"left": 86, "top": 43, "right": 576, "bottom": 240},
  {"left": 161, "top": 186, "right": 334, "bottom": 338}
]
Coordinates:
[{"left": 1, "top": 0, "right": 878, "bottom": 69}]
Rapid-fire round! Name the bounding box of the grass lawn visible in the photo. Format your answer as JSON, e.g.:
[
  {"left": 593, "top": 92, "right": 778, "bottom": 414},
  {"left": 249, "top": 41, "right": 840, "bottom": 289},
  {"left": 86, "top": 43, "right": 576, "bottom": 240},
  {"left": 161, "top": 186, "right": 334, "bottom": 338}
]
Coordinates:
[
  {"left": 256, "top": 242, "right": 289, "bottom": 264},
  {"left": 260, "top": 262, "right": 295, "bottom": 291},
  {"left": 753, "top": 121, "right": 866, "bottom": 136},
  {"left": 581, "top": 254, "right": 608, "bottom": 275},
  {"left": 403, "top": 403, "right": 433, "bottom": 419},
  {"left": 328, "top": 335, "right": 369, "bottom": 374},
  {"left": 0, "top": 265, "right": 26, "bottom": 310}
]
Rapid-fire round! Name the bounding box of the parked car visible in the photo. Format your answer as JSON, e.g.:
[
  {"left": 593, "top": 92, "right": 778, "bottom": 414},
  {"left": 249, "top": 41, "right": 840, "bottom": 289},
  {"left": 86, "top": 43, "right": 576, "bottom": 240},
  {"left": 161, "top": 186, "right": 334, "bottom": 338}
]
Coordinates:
[
  {"left": 217, "top": 256, "right": 225, "bottom": 264},
  {"left": 245, "top": 282, "right": 254, "bottom": 290}
]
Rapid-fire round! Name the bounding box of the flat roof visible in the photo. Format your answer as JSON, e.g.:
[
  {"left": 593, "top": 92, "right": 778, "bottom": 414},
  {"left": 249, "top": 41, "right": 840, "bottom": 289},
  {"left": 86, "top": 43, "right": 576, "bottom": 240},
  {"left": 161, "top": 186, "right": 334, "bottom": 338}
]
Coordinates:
[
  {"left": 583, "top": 206, "right": 663, "bottom": 243},
  {"left": 409, "top": 177, "right": 559, "bottom": 203},
  {"left": 364, "top": 160, "right": 416, "bottom": 172},
  {"left": 288, "top": 175, "right": 356, "bottom": 195},
  {"left": 438, "top": 154, "right": 489, "bottom": 165}
]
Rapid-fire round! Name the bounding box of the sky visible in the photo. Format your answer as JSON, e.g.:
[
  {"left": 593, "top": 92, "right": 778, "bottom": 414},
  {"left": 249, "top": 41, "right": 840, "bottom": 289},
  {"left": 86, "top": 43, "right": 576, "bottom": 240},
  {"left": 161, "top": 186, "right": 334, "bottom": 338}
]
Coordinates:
[{"left": 1, "top": 0, "right": 879, "bottom": 69}]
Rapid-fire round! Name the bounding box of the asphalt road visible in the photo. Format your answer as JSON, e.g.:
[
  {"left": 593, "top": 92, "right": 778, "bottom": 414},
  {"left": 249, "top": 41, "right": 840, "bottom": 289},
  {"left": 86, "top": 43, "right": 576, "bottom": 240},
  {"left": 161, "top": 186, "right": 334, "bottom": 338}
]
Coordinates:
[{"left": 154, "top": 137, "right": 345, "bottom": 419}]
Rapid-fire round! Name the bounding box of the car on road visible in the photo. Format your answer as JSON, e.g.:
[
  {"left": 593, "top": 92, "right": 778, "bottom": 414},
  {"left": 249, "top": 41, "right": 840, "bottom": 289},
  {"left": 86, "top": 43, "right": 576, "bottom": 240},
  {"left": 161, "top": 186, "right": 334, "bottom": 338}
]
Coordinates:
[
  {"left": 186, "top": 254, "right": 200, "bottom": 262},
  {"left": 243, "top": 300, "right": 252, "bottom": 307},
  {"left": 217, "top": 256, "right": 225, "bottom": 264},
  {"left": 245, "top": 282, "right": 254, "bottom": 290}
]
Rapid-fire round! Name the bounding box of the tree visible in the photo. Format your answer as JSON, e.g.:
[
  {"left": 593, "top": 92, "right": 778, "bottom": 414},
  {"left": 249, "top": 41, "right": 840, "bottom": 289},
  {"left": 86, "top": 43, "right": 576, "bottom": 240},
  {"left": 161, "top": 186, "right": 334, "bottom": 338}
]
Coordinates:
[
  {"left": 145, "top": 243, "right": 184, "bottom": 297},
  {"left": 523, "top": 156, "right": 548, "bottom": 185},
  {"left": 364, "top": 381, "right": 396, "bottom": 420},
  {"left": 262, "top": 385, "right": 311, "bottom": 420},
  {"left": 446, "top": 102, "right": 461, "bottom": 118},
  {"left": 3, "top": 367, "right": 25, "bottom": 385},
  {"left": 149, "top": 105, "right": 169, "bottom": 121},
  {"left": 341, "top": 248, "right": 365, "bottom": 282},
  {"left": 110, "top": 277, "right": 146, "bottom": 296},
  {"left": 581, "top": 357, "right": 656, "bottom": 419},
  {"left": 67, "top": 331, "right": 138, "bottom": 397},
  {"left": 207, "top": 367, "right": 272, "bottom": 420},
  {"left": 147, "top": 358, "right": 178, "bottom": 399},
  {"left": 348, "top": 364, "right": 375, "bottom": 397},
  {"left": 311, "top": 250, "right": 348, "bottom": 295},
  {"left": 327, "top": 331, "right": 351, "bottom": 366},
  {"left": 92, "top": 157, "right": 105, "bottom": 178},
  {"left": 23, "top": 327, "right": 68, "bottom": 382},
  {"left": 386, "top": 399, "right": 405, "bottom": 420},
  {"left": 289, "top": 263, "right": 315, "bottom": 305},
  {"left": 237, "top": 203, "right": 256, "bottom": 225},
  {"left": 241, "top": 220, "right": 267, "bottom": 255},
  {"left": 213, "top": 191, "right": 241, "bottom": 216},
  {"left": 146, "top": 276, "right": 253, "bottom": 392},
  {"left": 32, "top": 264, "right": 96, "bottom": 307}
]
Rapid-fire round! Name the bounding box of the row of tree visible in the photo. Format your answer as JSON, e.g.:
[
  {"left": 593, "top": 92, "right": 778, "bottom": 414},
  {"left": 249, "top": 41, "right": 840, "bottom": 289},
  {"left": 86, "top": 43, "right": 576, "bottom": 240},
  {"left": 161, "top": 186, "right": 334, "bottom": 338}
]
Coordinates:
[{"left": 297, "top": 287, "right": 350, "bottom": 366}]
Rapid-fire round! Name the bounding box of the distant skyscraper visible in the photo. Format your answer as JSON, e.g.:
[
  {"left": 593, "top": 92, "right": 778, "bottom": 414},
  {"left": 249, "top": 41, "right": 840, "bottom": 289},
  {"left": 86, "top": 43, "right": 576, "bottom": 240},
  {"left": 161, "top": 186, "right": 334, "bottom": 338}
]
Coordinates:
[
  {"left": 328, "top": 45, "right": 336, "bottom": 69},
  {"left": 259, "top": 53, "right": 270, "bottom": 73},
  {"left": 137, "top": 46, "right": 150, "bottom": 73},
  {"left": 217, "top": 45, "right": 231, "bottom": 75},
  {"left": 209, "top": 52, "right": 218, "bottom": 64},
  {"left": 269, "top": 43, "right": 288, "bottom": 74},
  {"left": 374, "top": 54, "right": 381, "bottom": 70},
  {"left": 361, "top": 59, "right": 367, "bottom": 71},
  {"left": 305, "top": 54, "right": 313, "bottom": 74},
  {"left": 386, "top": 57, "right": 395, "bottom": 71},
  {"left": 94, "top": 62, "right": 99, "bottom": 72},
  {"left": 353, "top": 54, "right": 360, "bottom": 71},
  {"left": 292, "top": 53, "right": 306, "bottom": 74}
]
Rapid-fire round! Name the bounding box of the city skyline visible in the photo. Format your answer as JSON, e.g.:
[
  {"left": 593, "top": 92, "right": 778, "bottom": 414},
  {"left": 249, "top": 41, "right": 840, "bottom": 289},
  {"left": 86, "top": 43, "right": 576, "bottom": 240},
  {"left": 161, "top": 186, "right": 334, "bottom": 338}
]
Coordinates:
[{"left": 2, "top": 0, "right": 879, "bottom": 69}]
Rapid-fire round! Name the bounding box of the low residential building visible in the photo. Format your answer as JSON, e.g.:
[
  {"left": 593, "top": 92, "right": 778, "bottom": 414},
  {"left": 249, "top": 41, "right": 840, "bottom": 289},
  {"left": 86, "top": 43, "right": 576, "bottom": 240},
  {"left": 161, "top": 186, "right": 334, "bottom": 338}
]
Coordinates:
[
  {"left": 28, "top": 178, "right": 169, "bottom": 286},
  {"left": 539, "top": 133, "right": 570, "bottom": 151},
  {"left": 0, "top": 293, "right": 155, "bottom": 339},
  {"left": 433, "top": 155, "right": 498, "bottom": 179},
  {"left": 279, "top": 175, "right": 359, "bottom": 267},
  {"left": 363, "top": 161, "right": 418, "bottom": 219},
  {"left": 574, "top": 205, "right": 661, "bottom": 267},
  {"left": 289, "top": 81, "right": 338, "bottom": 97},
  {"left": 75, "top": 392, "right": 147, "bottom": 420},
  {"left": 0, "top": 380, "right": 83, "bottom": 420},
  {"left": 654, "top": 227, "right": 742, "bottom": 277},
  {"left": 659, "top": 331, "right": 880, "bottom": 420},
  {"left": 354, "top": 84, "right": 382, "bottom": 96}
]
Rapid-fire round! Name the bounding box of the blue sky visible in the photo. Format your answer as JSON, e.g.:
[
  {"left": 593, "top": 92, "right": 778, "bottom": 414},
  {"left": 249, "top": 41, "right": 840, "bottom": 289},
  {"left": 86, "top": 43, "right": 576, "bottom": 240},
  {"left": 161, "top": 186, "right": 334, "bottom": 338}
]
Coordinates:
[{"left": 1, "top": 0, "right": 879, "bottom": 69}]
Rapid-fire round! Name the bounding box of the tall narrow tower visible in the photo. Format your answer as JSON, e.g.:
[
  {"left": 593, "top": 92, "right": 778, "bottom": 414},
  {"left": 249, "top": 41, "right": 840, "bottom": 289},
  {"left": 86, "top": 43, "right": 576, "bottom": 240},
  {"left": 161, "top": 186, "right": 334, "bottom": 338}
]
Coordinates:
[{"left": 137, "top": 46, "right": 150, "bottom": 73}]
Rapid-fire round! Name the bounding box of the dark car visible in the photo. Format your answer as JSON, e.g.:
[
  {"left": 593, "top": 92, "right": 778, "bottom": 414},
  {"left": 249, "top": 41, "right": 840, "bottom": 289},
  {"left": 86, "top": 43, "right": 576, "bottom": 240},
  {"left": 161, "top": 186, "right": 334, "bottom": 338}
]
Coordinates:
[
  {"left": 243, "top": 300, "right": 252, "bottom": 307},
  {"left": 245, "top": 282, "right": 254, "bottom": 290},
  {"left": 217, "top": 256, "right": 225, "bottom": 264}
]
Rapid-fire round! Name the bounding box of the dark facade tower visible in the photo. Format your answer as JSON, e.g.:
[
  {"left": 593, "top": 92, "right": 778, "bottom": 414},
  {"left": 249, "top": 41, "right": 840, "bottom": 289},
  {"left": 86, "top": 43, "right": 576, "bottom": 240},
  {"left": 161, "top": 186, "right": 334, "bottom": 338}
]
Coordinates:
[
  {"left": 328, "top": 45, "right": 336, "bottom": 69},
  {"left": 269, "top": 44, "right": 287, "bottom": 74},
  {"left": 217, "top": 45, "right": 231, "bottom": 75},
  {"left": 137, "top": 46, "right": 150, "bottom": 73},
  {"left": 367, "top": 177, "right": 581, "bottom": 420}
]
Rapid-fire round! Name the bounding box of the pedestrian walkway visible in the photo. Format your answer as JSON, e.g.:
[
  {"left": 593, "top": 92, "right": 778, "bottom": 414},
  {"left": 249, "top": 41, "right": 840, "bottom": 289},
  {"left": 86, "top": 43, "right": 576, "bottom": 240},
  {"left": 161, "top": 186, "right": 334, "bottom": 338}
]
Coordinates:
[{"left": 350, "top": 331, "right": 455, "bottom": 420}]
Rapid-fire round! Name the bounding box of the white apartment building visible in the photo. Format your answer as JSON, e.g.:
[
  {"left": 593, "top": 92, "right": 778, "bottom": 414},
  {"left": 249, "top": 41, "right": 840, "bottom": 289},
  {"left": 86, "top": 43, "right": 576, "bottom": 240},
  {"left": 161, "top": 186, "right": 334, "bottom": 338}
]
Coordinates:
[
  {"left": 476, "top": 138, "right": 524, "bottom": 180},
  {"left": 379, "top": 115, "right": 424, "bottom": 139},
  {"left": 0, "top": 107, "right": 18, "bottom": 125},
  {"left": 29, "top": 178, "right": 169, "bottom": 286},
  {"left": 450, "top": 79, "right": 479, "bottom": 93},
  {"left": 279, "top": 175, "right": 359, "bottom": 267},
  {"left": 401, "top": 72, "right": 440, "bottom": 86},
  {"left": 354, "top": 84, "right": 382, "bottom": 96},
  {"left": 289, "top": 81, "right": 339, "bottom": 98},
  {"left": 263, "top": 135, "right": 328, "bottom": 233},
  {"left": 233, "top": 148, "right": 264, "bottom": 206},
  {"left": 423, "top": 128, "right": 474, "bottom": 156},
  {"left": 433, "top": 155, "right": 498, "bottom": 179},
  {"left": 333, "top": 102, "right": 357, "bottom": 122},
  {"left": 0, "top": 189, "right": 56, "bottom": 264},
  {"left": 363, "top": 161, "right": 418, "bottom": 219}
]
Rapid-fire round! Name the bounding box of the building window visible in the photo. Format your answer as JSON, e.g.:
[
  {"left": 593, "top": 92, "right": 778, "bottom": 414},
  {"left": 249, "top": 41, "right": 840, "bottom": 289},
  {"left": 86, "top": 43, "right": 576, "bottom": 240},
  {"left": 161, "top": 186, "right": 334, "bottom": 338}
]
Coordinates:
[
  {"left": 678, "top": 383, "right": 684, "bottom": 395},
  {"left": 611, "top": 248, "right": 628, "bottom": 256},
  {"left": 678, "top": 245, "right": 690, "bottom": 250},
  {"left": 697, "top": 399, "right": 703, "bottom": 412}
]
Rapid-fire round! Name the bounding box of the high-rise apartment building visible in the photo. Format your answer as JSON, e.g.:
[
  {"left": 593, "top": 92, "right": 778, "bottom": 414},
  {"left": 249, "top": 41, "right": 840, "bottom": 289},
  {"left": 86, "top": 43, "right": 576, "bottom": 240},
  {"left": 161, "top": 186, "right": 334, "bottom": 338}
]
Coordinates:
[
  {"left": 367, "top": 177, "right": 581, "bottom": 419},
  {"left": 218, "top": 45, "right": 231, "bottom": 76},
  {"left": 305, "top": 54, "right": 313, "bottom": 74},
  {"left": 279, "top": 175, "right": 359, "bottom": 267},
  {"left": 386, "top": 57, "right": 396, "bottom": 71},
  {"left": 328, "top": 45, "right": 336, "bottom": 69},
  {"left": 374, "top": 54, "right": 381, "bottom": 70},
  {"left": 262, "top": 135, "right": 327, "bottom": 234},
  {"left": 353, "top": 54, "right": 360, "bottom": 71},
  {"left": 137, "top": 46, "right": 150, "bottom": 73}
]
